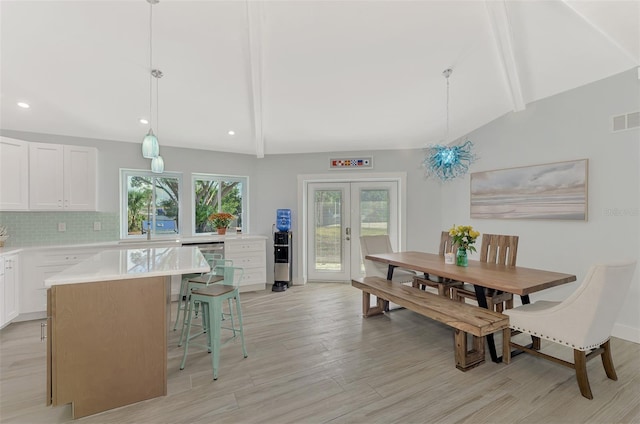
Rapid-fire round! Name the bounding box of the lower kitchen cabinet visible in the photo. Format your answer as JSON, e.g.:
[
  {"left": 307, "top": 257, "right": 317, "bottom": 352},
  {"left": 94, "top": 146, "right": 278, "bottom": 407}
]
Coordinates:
[
  {"left": 224, "top": 237, "right": 267, "bottom": 292},
  {"left": 0, "top": 253, "right": 19, "bottom": 328}
]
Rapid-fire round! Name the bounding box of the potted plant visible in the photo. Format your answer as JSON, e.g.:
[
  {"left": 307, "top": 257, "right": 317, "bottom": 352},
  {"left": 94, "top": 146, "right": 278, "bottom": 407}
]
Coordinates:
[{"left": 208, "top": 212, "right": 235, "bottom": 235}]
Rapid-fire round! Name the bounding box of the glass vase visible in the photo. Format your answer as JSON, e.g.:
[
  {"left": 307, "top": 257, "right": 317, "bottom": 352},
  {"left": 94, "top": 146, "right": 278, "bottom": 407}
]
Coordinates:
[{"left": 456, "top": 247, "right": 468, "bottom": 267}]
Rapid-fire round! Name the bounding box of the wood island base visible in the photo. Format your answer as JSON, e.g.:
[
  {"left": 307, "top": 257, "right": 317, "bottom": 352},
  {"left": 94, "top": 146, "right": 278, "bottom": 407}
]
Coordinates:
[{"left": 47, "top": 276, "right": 169, "bottom": 419}]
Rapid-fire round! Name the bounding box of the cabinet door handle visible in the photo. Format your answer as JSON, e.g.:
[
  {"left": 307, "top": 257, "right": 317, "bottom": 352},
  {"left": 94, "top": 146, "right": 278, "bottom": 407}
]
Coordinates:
[{"left": 41, "top": 322, "right": 47, "bottom": 341}]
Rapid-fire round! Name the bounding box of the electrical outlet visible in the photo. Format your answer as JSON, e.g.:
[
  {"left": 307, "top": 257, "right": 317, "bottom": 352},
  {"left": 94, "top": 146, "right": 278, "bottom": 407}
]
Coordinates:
[
  {"left": 93, "top": 221, "right": 102, "bottom": 231},
  {"left": 58, "top": 223, "right": 66, "bottom": 232}
]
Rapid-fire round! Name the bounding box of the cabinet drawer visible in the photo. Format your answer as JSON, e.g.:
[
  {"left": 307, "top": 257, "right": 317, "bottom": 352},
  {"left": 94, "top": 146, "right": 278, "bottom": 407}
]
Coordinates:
[
  {"left": 224, "top": 240, "right": 264, "bottom": 254},
  {"left": 240, "top": 267, "right": 266, "bottom": 285},
  {"left": 227, "top": 252, "right": 265, "bottom": 268}
]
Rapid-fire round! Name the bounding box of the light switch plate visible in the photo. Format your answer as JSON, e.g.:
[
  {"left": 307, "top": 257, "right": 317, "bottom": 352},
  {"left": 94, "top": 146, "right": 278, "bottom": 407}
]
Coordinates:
[
  {"left": 93, "top": 222, "right": 102, "bottom": 231},
  {"left": 58, "top": 223, "right": 66, "bottom": 232}
]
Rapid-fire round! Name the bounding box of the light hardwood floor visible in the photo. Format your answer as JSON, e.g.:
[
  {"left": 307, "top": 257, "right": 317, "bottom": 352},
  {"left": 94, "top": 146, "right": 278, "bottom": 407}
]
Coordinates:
[{"left": 1, "top": 282, "right": 639, "bottom": 423}]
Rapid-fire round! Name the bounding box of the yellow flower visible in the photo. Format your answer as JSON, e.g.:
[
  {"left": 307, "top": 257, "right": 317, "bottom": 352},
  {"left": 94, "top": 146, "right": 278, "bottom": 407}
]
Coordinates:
[{"left": 449, "top": 224, "right": 480, "bottom": 253}]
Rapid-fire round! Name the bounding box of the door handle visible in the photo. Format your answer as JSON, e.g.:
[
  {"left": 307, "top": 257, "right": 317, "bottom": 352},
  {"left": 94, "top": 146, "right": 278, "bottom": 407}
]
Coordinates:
[{"left": 345, "top": 227, "right": 351, "bottom": 241}]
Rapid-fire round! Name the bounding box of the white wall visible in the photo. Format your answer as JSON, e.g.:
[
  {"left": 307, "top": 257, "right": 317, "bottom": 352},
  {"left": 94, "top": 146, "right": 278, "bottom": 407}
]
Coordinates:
[
  {"left": 0, "top": 130, "right": 443, "bottom": 287},
  {"left": 3, "top": 68, "right": 637, "bottom": 342},
  {"left": 440, "top": 69, "right": 640, "bottom": 342}
]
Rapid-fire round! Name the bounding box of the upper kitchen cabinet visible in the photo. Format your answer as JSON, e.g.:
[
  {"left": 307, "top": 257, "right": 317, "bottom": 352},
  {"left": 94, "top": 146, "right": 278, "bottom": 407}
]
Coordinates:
[
  {"left": 0, "top": 137, "right": 29, "bottom": 210},
  {"left": 29, "top": 143, "right": 97, "bottom": 211}
]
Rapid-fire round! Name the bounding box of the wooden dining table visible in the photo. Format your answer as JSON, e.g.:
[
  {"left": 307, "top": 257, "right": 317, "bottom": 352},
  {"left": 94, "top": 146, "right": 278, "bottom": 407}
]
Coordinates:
[{"left": 365, "top": 251, "right": 577, "bottom": 362}]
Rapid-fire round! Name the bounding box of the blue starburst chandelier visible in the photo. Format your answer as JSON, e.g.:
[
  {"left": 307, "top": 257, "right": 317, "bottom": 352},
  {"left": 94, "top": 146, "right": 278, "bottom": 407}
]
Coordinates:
[{"left": 423, "top": 68, "right": 476, "bottom": 182}]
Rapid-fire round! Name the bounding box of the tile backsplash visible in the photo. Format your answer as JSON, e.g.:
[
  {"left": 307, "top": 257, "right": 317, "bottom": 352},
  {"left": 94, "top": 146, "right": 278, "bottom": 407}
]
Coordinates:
[{"left": 0, "top": 212, "right": 120, "bottom": 247}]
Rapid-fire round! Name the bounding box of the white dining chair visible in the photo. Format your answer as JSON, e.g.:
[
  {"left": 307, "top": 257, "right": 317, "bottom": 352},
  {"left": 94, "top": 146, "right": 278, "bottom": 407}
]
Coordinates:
[
  {"left": 505, "top": 260, "right": 637, "bottom": 399},
  {"left": 359, "top": 235, "right": 417, "bottom": 283}
]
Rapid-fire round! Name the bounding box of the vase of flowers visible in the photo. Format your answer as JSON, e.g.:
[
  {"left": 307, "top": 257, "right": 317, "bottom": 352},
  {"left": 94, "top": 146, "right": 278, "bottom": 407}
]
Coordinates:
[
  {"left": 448, "top": 225, "right": 480, "bottom": 267},
  {"left": 209, "top": 212, "right": 235, "bottom": 235}
]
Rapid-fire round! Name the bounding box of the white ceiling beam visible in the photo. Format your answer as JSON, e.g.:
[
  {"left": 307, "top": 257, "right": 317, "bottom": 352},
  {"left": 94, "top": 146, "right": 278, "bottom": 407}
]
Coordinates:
[
  {"left": 485, "top": 0, "right": 526, "bottom": 112},
  {"left": 245, "top": 1, "right": 265, "bottom": 158}
]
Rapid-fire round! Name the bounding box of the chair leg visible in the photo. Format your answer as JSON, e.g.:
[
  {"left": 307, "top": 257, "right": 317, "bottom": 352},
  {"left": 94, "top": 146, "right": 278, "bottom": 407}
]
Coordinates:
[
  {"left": 574, "top": 349, "right": 593, "bottom": 400},
  {"left": 226, "top": 298, "right": 237, "bottom": 336},
  {"left": 180, "top": 299, "right": 195, "bottom": 369},
  {"left": 235, "top": 293, "right": 248, "bottom": 359},
  {"left": 505, "top": 298, "right": 514, "bottom": 310},
  {"left": 178, "top": 296, "right": 191, "bottom": 347},
  {"left": 211, "top": 298, "right": 223, "bottom": 380},
  {"left": 601, "top": 340, "right": 618, "bottom": 381},
  {"left": 172, "top": 278, "right": 188, "bottom": 331}
]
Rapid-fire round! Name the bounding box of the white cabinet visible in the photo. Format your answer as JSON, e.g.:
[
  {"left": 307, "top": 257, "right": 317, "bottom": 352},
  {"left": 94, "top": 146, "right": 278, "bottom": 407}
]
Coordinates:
[
  {"left": 0, "top": 137, "right": 29, "bottom": 210},
  {"left": 1, "top": 254, "right": 20, "bottom": 328},
  {"left": 19, "top": 248, "right": 100, "bottom": 319},
  {"left": 224, "top": 238, "right": 266, "bottom": 292},
  {"left": 29, "top": 143, "right": 97, "bottom": 211}
]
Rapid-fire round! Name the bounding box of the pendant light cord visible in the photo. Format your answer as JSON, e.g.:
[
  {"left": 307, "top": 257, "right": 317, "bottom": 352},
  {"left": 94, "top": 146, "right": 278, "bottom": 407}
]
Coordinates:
[
  {"left": 443, "top": 68, "right": 452, "bottom": 142},
  {"left": 149, "top": 0, "right": 154, "bottom": 130},
  {"left": 156, "top": 70, "right": 159, "bottom": 136},
  {"left": 445, "top": 74, "right": 450, "bottom": 141}
]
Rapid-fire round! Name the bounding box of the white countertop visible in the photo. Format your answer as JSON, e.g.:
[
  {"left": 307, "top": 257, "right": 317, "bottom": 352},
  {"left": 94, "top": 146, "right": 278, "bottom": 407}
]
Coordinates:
[
  {"left": 44, "top": 246, "right": 210, "bottom": 286},
  {"left": 1, "top": 233, "right": 269, "bottom": 254}
]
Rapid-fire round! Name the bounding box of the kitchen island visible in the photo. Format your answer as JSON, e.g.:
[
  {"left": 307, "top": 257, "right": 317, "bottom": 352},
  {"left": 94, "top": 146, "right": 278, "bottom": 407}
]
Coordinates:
[{"left": 44, "top": 246, "right": 209, "bottom": 419}]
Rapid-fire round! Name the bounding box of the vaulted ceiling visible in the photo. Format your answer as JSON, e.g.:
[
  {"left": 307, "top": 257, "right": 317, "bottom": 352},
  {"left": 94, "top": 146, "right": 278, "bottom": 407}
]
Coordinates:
[{"left": 1, "top": 1, "right": 638, "bottom": 157}]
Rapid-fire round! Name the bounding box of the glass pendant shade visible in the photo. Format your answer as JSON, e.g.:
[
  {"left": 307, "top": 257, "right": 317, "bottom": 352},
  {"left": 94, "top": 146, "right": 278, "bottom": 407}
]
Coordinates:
[
  {"left": 142, "top": 129, "right": 159, "bottom": 158},
  {"left": 151, "top": 155, "right": 164, "bottom": 173}
]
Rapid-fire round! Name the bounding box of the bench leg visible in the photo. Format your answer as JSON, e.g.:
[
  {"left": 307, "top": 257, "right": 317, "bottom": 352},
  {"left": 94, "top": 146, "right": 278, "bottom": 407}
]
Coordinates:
[
  {"left": 454, "top": 329, "right": 485, "bottom": 371},
  {"left": 502, "top": 328, "right": 511, "bottom": 364},
  {"left": 362, "top": 292, "right": 385, "bottom": 317}
]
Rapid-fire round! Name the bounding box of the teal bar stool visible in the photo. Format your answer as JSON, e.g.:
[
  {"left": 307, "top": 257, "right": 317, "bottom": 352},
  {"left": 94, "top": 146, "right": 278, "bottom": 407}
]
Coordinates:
[
  {"left": 177, "top": 258, "right": 233, "bottom": 346},
  {"left": 180, "top": 266, "right": 247, "bottom": 380},
  {"left": 173, "top": 252, "right": 223, "bottom": 331}
]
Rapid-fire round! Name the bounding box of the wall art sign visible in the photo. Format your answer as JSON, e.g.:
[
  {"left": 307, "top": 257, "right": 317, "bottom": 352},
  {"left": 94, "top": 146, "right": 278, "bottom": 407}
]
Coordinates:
[
  {"left": 470, "top": 159, "right": 588, "bottom": 220},
  {"left": 329, "top": 157, "right": 373, "bottom": 170}
]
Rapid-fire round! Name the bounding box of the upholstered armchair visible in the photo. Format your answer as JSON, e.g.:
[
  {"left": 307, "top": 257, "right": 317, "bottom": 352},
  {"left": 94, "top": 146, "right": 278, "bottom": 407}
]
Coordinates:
[{"left": 505, "top": 260, "right": 637, "bottom": 399}]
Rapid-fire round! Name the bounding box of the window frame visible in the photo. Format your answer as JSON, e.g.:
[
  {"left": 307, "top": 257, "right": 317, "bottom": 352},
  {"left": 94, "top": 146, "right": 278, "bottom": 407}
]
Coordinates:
[
  {"left": 191, "top": 173, "right": 248, "bottom": 236},
  {"left": 120, "top": 169, "right": 184, "bottom": 240}
]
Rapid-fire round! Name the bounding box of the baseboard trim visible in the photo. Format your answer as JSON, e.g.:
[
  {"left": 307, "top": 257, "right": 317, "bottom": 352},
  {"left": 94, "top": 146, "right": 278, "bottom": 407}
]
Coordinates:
[{"left": 612, "top": 323, "right": 640, "bottom": 344}]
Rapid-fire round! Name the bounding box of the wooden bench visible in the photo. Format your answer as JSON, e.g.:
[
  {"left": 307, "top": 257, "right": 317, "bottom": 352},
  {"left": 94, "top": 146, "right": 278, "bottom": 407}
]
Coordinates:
[{"left": 352, "top": 276, "right": 510, "bottom": 371}]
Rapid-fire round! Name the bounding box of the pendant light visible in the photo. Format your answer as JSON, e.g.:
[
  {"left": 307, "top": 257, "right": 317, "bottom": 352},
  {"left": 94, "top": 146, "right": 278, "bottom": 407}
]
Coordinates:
[
  {"left": 423, "top": 68, "right": 476, "bottom": 182},
  {"left": 141, "top": 0, "right": 160, "bottom": 159}
]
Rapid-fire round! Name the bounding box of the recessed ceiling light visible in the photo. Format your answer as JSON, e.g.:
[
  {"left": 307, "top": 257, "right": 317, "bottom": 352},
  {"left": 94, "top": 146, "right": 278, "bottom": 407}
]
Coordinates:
[
  {"left": 140, "top": 118, "right": 149, "bottom": 125},
  {"left": 228, "top": 130, "right": 235, "bottom": 136},
  {"left": 17, "top": 102, "right": 30, "bottom": 109}
]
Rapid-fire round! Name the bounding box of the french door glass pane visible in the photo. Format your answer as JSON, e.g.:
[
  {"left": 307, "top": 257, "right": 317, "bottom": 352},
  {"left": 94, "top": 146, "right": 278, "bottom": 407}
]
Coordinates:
[
  {"left": 359, "top": 189, "right": 390, "bottom": 272},
  {"left": 360, "top": 189, "right": 389, "bottom": 236},
  {"left": 314, "top": 190, "right": 342, "bottom": 271}
]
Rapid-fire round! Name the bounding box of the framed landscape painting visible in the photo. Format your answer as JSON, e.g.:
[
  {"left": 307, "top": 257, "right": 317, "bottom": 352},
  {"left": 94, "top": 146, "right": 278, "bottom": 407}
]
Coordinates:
[{"left": 470, "top": 159, "right": 588, "bottom": 220}]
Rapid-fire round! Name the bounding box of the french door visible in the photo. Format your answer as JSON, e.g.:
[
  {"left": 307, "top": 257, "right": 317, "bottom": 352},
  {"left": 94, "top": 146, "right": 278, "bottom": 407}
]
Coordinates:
[{"left": 306, "top": 180, "right": 400, "bottom": 282}]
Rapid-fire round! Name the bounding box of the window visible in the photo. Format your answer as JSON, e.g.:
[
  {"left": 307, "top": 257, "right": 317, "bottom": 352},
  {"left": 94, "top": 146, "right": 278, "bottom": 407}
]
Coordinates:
[
  {"left": 193, "top": 174, "right": 247, "bottom": 234},
  {"left": 121, "top": 170, "right": 182, "bottom": 238}
]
